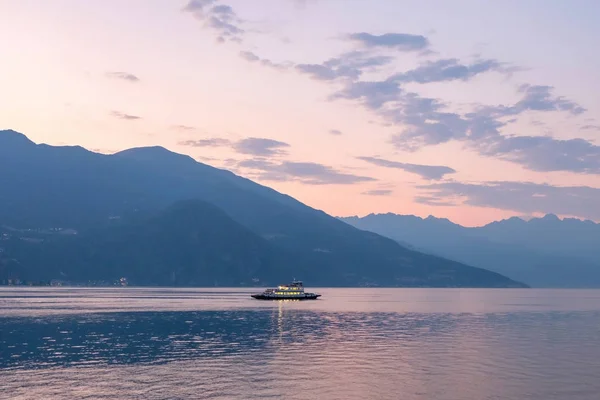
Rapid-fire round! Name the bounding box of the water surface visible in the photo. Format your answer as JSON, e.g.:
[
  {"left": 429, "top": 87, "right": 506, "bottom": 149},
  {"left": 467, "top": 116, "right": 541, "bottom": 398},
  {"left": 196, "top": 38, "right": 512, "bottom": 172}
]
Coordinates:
[{"left": 1, "top": 288, "right": 599, "bottom": 399}]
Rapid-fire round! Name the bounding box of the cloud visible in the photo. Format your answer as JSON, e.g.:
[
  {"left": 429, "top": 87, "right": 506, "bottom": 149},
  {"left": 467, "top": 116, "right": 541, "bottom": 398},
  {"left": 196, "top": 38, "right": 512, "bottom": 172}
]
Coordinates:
[
  {"left": 232, "top": 137, "right": 290, "bottom": 156},
  {"left": 334, "top": 86, "right": 467, "bottom": 150},
  {"left": 179, "top": 138, "right": 231, "bottom": 147},
  {"left": 347, "top": 32, "right": 429, "bottom": 52},
  {"left": 237, "top": 158, "right": 274, "bottom": 170},
  {"left": 237, "top": 158, "right": 376, "bottom": 185},
  {"left": 330, "top": 80, "right": 403, "bottom": 110},
  {"left": 328, "top": 73, "right": 595, "bottom": 175},
  {"left": 362, "top": 189, "right": 393, "bottom": 196},
  {"left": 291, "top": 0, "right": 317, "bottom": 7},
  {"left": 475, "top": 135, "right": 600, "bottom": 174},
  {"left": 286, "top": 31, "right": 590, "bottom": 176},
  {"left": 239, "top": 51, "right": 260, "bottom": 62},
  {"left": 388, "top": 93, "right": 470, "bottom": 149},
  {"left": 358, "top": 156, "right": 456, "bottom": 180},
  {"left": 183, "top": 0, "right": 244, "bottom": 43},
  {"left": 183, "top": 0, "right": 215, "bottom": 9},
  {"left": 238, "top": 51, "right": 290, "bottom": 70},
  {"left": 110, "top": 111, "right": 141, "bottom": 120},
  {"left": 176, "top": 12, "right": 593, "bottom": 178},
  {"left": 581, "top": 124, "right": 600, "bottom": 132},
  {"left": 386, "top": 91, "right": 599, "bottom": 174},
  {"left": 413, "top": 196, "right": 458, "bottom": 207},
  {"left": 172, "top": 125, "right": 197, "bottom": 131},
  {"left": 105, "top": 71, "right": 140, "bottom": 82},
  {"left": 329, "top": 129, "right": 342, "bottom": 135},
  {"left": 454, "top": 85, "right": 585, "bottom": 120},
  {"left": 417, "top": 181, "right": 600, "bottom": 221},
  {"left": 296, "top": 51, "right": 394, "bottom": 81},
  {"left": 296, "top": 64, "right": 337, "bottom": 80},
  {"left": 259, "top": 58, "right": 291, "bottom": 70},
  {"left": 513, "top": 84, "right": 586, "bottom": 115},
  {"left": 389, "top": 58, "right": 516, "bottom": 84},
  {"left": 279, "top": 161, "right": 375, "bottom": 184},
  {"left": 178, "top": 136, "right": 291, "bottom": 157}
]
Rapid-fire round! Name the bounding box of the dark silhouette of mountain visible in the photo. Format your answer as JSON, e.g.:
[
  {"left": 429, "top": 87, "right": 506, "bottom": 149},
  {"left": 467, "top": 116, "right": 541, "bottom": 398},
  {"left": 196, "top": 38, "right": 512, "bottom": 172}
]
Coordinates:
[
  {"left": 341, "top": 213, "right": 600, "bottom": 288},
  {"left": 0, "top": 129, "right": 526, "bottom": 287},
  {"left": 478, "top": 214, "right": 600, "bottom": 261},
  {"left": 4, "top": 200, "right": 289, "bottom": 286}
]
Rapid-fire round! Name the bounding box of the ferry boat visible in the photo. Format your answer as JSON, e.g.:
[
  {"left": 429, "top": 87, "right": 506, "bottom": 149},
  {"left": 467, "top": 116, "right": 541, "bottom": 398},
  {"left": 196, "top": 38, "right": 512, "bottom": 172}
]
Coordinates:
[{"left": 251, "top": 280, "right": 321, "bottom": 300}]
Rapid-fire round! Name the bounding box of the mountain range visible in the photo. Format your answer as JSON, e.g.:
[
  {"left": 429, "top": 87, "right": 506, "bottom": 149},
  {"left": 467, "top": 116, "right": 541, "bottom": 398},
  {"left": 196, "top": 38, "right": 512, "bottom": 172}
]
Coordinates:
[
  {"left": 341, "top": 213, "right": 600, "bottom": 288},
  {"left": 0, "top": 129, "right": 526, "bottom": 287}
]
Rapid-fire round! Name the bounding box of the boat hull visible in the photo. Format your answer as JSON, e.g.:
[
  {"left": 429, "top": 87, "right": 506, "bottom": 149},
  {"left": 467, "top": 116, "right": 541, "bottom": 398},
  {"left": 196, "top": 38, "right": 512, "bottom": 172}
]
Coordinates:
[{"left": 251, "top": 293, "right": 321, "bottom": 300}]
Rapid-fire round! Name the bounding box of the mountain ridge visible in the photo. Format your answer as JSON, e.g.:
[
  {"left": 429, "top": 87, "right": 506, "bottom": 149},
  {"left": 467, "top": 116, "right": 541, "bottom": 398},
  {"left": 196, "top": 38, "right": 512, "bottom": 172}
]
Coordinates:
[
  {"left": 340, "top": 212, "right": 600, "bottom": 287},
  {"left": 343, "top": 212, "right": 599, "bottom": 228},
  {"left": 0, "top": 129, "right": 526, "bottom": 288}
]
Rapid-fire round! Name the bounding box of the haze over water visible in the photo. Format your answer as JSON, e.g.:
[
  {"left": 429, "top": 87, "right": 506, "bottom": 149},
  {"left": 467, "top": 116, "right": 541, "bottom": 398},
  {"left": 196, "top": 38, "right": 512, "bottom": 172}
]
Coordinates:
[{"left": 1, "top": 288, "right": 600, "bottom": 399}]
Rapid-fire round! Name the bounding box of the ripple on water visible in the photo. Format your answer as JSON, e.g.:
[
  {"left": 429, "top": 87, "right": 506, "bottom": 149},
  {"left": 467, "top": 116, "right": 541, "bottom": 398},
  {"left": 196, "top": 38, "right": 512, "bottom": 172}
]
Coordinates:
[{"left": 1, "top": 289, "right": 600, "bottom": 399}]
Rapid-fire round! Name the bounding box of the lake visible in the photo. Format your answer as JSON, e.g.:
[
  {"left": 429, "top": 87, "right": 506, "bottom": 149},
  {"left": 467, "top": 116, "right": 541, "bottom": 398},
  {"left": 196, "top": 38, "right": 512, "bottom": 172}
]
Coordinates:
[{"left": 1, "top": 288, "right": 600, "bottom": 399}]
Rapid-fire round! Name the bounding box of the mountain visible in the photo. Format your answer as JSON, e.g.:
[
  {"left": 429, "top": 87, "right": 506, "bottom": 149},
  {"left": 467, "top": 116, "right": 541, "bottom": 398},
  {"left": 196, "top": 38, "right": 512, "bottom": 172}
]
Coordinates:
[
  {"left": 478, "top": 214, "right": 600, "bottom": 261},
  {"left": 340, "top": 213, "right": 600, "bottom": 288},
  {"left": 3, "top": 200, "right": 287, "bottom": 286},
  {"left": 0, "top": 129, "right": 526, "bottom": 287}
]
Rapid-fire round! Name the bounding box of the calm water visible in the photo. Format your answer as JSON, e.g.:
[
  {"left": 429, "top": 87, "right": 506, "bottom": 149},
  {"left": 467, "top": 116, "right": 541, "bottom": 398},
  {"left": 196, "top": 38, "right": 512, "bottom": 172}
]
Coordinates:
[{"left": 1, "top": 288, "right": 600, "bottom": 399}]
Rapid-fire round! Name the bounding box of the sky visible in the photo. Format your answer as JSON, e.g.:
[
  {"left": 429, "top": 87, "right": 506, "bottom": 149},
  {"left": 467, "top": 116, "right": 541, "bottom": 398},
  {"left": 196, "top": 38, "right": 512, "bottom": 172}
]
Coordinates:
[{"left": 2, "top": 0, "right": 600, "bottom": 226}]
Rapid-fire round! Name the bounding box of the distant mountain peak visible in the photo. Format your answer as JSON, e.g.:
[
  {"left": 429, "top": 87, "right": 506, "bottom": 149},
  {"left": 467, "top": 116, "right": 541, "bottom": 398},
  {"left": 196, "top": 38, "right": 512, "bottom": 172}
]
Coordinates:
[
  {"left": 425, "top": 215, "right": 453, "bottom": 224},
  {"left": 116, "top": 145, "right": 178, "bottom": 156},
  {"left": 484, "top": 216, "right": 526, "bottom": 228},
  {"left": 0, "top": 129, "right": 35, "bottom": 146},
  {"left": 0, "top": 128, "right": 25, "bottom": 136},
  {"left": 114, "top": 146, "right": 196, "bottom": 165},
  {"left": 366, "top": 212, "right": 419, "bottom": 219},
  {"left": 541, "top": 213, "right": 560, "bottom": 221}
]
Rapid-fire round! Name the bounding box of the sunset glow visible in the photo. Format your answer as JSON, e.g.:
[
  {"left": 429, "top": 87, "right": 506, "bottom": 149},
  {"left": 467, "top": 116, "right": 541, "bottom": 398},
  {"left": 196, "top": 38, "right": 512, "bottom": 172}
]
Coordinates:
[{"left": 2, "top": 0, "right": 599, "bottom": 226}]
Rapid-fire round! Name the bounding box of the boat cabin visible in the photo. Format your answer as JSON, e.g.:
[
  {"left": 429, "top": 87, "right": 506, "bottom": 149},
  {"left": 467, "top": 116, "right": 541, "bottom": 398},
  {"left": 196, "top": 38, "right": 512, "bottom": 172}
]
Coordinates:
[{"left": 275, "top": 281, "right": 304, "bottom": 295}]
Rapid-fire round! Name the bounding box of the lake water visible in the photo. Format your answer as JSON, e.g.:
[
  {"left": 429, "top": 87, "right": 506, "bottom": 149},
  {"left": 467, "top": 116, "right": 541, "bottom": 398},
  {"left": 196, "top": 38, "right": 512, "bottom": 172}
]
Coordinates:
[{"left": 1, "top": 288, "right": 600, "bottom": 399}]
